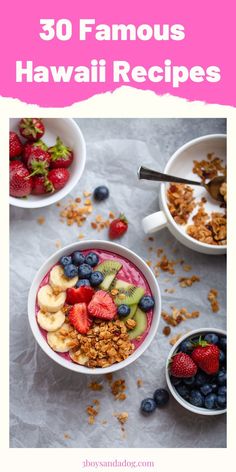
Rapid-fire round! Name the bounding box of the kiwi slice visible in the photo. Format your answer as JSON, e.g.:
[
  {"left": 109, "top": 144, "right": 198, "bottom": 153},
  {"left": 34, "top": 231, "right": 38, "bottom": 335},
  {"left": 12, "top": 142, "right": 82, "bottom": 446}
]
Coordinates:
[
  {"left": 96, "top": 260, "right": 122, "bottom": 291},
  {"left": 120, "top": 304, "right": 138, "bottom": 323},
  {"left": 113, "top": 279, "right": 145, "bottom": 306},
  {"left": 128, "top": 308, "right": 147, "bottom": 340}
]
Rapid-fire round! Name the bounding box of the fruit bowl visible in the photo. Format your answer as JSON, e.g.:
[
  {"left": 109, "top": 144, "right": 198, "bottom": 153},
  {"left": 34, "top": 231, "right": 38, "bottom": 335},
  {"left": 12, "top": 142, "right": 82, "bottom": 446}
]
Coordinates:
[
  {"left": 9, "top": 118, "right": 86, "bottom": 208},
  {"left": 166, "top": 328, "right": 227, "bottom": 415},
  {"left": 28, "top": 240, "right": 161, "bottom": 375}
]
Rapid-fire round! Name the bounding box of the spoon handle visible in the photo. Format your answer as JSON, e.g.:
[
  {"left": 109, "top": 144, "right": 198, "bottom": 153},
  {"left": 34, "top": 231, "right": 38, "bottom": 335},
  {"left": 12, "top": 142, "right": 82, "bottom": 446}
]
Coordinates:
[{"left": 138, "top": 166, "right": 203, "bottom": 186}]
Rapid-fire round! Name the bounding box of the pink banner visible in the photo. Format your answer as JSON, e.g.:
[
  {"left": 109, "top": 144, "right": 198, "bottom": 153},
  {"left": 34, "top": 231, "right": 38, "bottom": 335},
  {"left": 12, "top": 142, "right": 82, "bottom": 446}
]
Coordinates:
[{"left": 1, "top": 0, "right": 234, "bottom": 107}]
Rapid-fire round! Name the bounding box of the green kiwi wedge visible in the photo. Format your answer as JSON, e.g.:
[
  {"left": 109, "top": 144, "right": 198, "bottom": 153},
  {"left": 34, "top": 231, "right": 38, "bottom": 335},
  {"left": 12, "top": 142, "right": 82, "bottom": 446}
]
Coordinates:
[
  {"left": 96, "top": 260, "right": 122, "bottom": 291},
  {"left": 128, "top": 308, "right": 147, "bottom": 340},
  {"left": 119, "top": 304, "right": 138, "bottom": 323},
  {"left": 112, "top": 279, "right": 145, "bottom": 306}
]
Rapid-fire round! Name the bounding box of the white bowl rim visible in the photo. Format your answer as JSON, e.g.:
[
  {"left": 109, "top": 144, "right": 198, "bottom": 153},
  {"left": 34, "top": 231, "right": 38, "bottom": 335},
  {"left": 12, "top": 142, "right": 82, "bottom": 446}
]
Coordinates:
[
  {"left": 28, "top": 240, "right": 161, "bottom": 375},
  {"left": 160, "top": 134, "right": 227, "bottom": 251},
  {"left": 166, "top": 327, "right": 227, "bottom": 415},
  {"left": 10, "top": 118, "right": 86, "bottom": 209}
]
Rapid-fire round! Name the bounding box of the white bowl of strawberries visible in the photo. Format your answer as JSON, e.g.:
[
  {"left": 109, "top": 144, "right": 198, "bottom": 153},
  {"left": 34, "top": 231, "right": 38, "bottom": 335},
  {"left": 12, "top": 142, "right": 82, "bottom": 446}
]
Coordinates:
[
  {"left": 166, "top": 328, "right": 227, "bottom": 415},
  {"left": 9, "top": 118, "right": 86, "bottom": 208}
]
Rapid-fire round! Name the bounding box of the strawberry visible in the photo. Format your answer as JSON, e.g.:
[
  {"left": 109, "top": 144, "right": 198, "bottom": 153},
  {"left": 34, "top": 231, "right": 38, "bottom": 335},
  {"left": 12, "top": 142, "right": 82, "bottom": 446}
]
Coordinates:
[
  {"left": 27, "top": 148, "right": 51, "bottom": 175},
  {"left": 88, "top": 290, "right": 117, "bottom": 320},
  {"left": 170, "top": 352, "right": 197, "bottom": 378},
  {"left": 66, "top": 286, "right": 95, "bottom": 305},
  {"left": 68, "top": 303, "right": 91, "bottom": 334},
  {"left": 19, "top": 118, "right": 45, "bottom": 142},
  {"left": 10, "top": 161, "right": 32, "bottom": 197},
  {"left": 22, "top": 140, "right": 48, "bottom": 165},
  {"left": 48, "top": 137, "right": 74, "bottom": 169},
  {"left": 9, "top": 132, "right": 23, "bottom": 159},
  {"left": 47, "top": 168, "right": 70, "bottom": 191},
  {"left": 109, "top": 214, "right": 128, "bottom": 240},
  {"left": 191, "top": 340, "right": 220, "bottom": 375},
  {"left": 31, "top": 175, "right": 53, "bottom": 195}
]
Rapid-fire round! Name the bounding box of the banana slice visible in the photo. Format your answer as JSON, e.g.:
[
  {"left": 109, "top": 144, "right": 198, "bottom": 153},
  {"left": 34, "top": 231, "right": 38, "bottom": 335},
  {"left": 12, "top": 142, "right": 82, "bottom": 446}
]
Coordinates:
[
  {"left": 47, "top": 322, "right": 78, "bottom": 353},
  {"left": 37, "top": 284, "right": 66, "bottom": 313},
  {"left": 37, "top": 309, "right": 65, "bottom": 332},
  {"left": 49, "top": 265, "right": 78, "bottom": 291},
  {"left": 69, "top": 348, "right": 89, "bottom": 365}
]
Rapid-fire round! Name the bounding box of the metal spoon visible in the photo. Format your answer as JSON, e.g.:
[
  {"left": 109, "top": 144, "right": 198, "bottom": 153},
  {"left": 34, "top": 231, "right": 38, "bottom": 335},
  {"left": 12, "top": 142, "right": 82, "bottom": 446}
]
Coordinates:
[{"left": 137, "top": 166, "right": 226, "bottom": 202}]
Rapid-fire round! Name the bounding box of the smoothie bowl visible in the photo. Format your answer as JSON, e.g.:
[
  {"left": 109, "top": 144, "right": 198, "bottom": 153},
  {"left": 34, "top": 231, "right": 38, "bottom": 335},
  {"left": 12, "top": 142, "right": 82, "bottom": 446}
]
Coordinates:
[{"left": 28, "top": 241, "right": 161, "bottom": 374}]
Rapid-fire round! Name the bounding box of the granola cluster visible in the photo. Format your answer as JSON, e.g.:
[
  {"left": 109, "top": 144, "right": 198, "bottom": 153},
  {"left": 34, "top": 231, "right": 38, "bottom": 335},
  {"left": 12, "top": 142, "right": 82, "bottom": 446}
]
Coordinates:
[
  {"left": 167, "top": 153, "right": 227, "bottom": 246},
  {"left": 167, "top": 184, "right": 195, "bottom": 225},
  {"left": 208, "top": 288, "right": 219, "bottom": 313},
  {"left": 161, "top": 307, "right": 200, "bottom": 327},
  {"left": 70, "top": 319, "right": 134, "bottom": 368}
]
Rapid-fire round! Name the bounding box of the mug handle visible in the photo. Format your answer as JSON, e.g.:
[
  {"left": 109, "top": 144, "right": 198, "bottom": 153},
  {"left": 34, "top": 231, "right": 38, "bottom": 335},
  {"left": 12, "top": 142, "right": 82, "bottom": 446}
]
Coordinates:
[{"left": 142, "top": 211, "right": 168, "bottom": 234}]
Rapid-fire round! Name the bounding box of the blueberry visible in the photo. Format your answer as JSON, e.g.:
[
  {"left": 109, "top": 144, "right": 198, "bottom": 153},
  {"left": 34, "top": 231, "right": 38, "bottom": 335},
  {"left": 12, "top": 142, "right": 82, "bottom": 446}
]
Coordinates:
[
  {"left": 204, "top": 333, "right": 219, "bottom": 345},
  {"left": 217, "top": 371, "right": 227, "bottom": 385},
  {"left": 85, "top": 252, "right": 99, "bottom": 267},
  {"left": 189, "top": 390, "right": 204, "bottom": 407},
  {"left": 179, "top": 339, "right": 194, "bottom": 354},
  {"left": 183, "top": 376, "right": 195, "bottom": 386},
  {"left": 219, "top": 336, "right": 227, "bottom": 352},
  {"left": 117, "top": 304, "right": 131, "bottom": 317},
  {"left": 200, "top": 384, "right": 213, "bottom": 396},
  {"left": 76, "top": 279, "right": 91, "bottom": 288},
  {"left": 93, "top": 185, "right": 109, "bottom": 201},
  {"left": 219, "top": 350, "right": 226, "bottom": 364},
  {"left": 176, "top": 383, "right": 190, "bottom": 400},
  {"left": 138, "top": 296, "right": 155, "bottom": 312},
  {"left": 218, "top": 386, "right": 226, "bottom": 396},
  {"left": 72, "top": 251, "right": 85, "bottom": 266},
  {"left": 205, "top": 393, "right": 217, "bottom": 409},
  {"left": 153, "top": 389, "right": 169, "bottom": 407},
  {"left": 59, "top": 255, "right": 72, "bottom": 267},
  {"left": 216, "top": 395, "right": 226, "bottom": 408},
  {"left": 171, "top": 376, "right": 182, "bottom": 386},
  {"left": 90, "top": 271, "right": 104, "bottom": 287},
  {"left": 64, "top": 264, "right": 78, "bottom": 278},
  {"left": 195, "top": 371, "right": 208, "bottom": 387},
  {"left": 78, "top": 264, "right": 93, "bottom": 280},
  {"left": 140, "top": 398, "right": 157, "bottom": 414},
  {"left": 210, "top": 383, "right": 218, "bottom": 393}
]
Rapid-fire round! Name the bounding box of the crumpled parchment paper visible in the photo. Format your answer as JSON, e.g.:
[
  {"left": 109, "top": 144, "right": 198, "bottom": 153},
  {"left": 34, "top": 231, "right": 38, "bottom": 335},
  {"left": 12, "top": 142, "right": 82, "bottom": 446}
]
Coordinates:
[{"left": 10, "top": 118, "right": 226, "bottom": 448}]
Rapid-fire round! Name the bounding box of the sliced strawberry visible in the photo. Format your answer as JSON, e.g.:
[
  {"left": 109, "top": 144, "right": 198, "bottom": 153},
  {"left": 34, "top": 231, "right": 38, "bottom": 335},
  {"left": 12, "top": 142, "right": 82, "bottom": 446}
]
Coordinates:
[
  {"left": 88, "top": 290, "right": 117, "bottom": 320},
  {"left": 66, "top": 286, "right": 95, "bottom": 305},
  {"left": 68, "top": 303, "right": 91, "bottom": 334}
]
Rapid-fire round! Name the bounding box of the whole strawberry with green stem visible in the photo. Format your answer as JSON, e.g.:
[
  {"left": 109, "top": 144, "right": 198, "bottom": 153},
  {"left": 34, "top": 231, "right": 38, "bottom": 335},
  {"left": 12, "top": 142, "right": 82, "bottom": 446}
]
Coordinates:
[
  {"left": 10, "top": 161, "right": 32, "bottom": 197},
  {"left": 19, "top": 118, "right": 45, "bottom": 142},
  {"left": 109, "top": 213, "right": 128, "bottom": 240},
  {"left": 170, "top": 352, "right": 197, "bottom": 378},
  {"left": 48, "top": 137, "right": 74, "bottom": 169},
  {"left": 23, "top": 140, "right": 48, "bottom": 165},
  {"left": 27, "top": 148, "right": 51, "bottom": 176},
  {"left": 191, "top": 338, "right": 220, "bottom": 375}
]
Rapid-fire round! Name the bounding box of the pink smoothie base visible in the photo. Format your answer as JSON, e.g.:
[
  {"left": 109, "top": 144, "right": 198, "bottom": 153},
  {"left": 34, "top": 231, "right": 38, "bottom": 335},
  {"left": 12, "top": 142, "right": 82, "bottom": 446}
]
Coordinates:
[{"left": 36, "top": 248, "right": 154, "bottom": 365}]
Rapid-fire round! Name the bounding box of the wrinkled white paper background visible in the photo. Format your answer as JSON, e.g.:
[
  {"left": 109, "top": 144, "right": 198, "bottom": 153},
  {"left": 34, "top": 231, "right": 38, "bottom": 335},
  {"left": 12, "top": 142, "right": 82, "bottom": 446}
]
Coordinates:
[{"left": 10, "top": 118, "right": 226, "bottom": 448}]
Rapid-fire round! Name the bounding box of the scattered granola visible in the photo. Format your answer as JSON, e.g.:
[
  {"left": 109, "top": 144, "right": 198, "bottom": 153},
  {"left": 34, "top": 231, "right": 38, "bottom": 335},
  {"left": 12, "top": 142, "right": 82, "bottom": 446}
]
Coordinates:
[
  {"left": 37, "top": 216, "right": 45, "bottom": 225},
  {"left": 163, "top": 326, "right": 171, "bottom": 336},
  {"left": 169, "top": 333, "right": 184, "bottom": 346},
  {"left": 114, "top": 412, "right": 129, "bottom": 425},
  {"left": 208, "top": 289, "right": 219, "bottom": 312},
  {"left": 55, "top": 240, "right": 62, "bottom": 248},
  {"left": 156, "top": 254, "right": 176, "bottom": 275},
  {"left": 137, "top": 378, "right": 143, "bottom": 388},
  {"left": 64, "top": 433, "right": 71, "bottom": 440},
  {"left": 111, "top": 379, "right": 127, "bottom": 401},
  {"left": 89, "top": 381, "right": 103, "bottom": 391},
  {"left": 179, "top": 275, "right": 200, "bottom": 288},
  {"left": 162, "top": 307, "right": 200, "bottom": 326}
]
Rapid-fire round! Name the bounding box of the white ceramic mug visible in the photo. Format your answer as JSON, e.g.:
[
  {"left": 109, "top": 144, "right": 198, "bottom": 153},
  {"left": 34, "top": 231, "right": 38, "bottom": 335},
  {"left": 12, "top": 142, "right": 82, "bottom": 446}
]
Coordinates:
[{"left": 142, "top": 134, "right": 226, "bottom": 255}]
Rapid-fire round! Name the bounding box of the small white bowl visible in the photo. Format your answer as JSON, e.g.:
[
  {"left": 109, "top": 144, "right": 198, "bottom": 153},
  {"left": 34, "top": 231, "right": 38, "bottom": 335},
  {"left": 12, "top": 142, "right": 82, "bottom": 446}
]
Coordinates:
[
  {"left": 28, "top": 240, "right": 161, "bottom": 375},
  {"left": 142, "top": 134, "right": 226, "bottom": 254},
  {"left": 166, "top": 328, "right": 226, "bottom": 415},
  {"left": 10, "top": 118, "right": 86, "bottom": 208}
]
